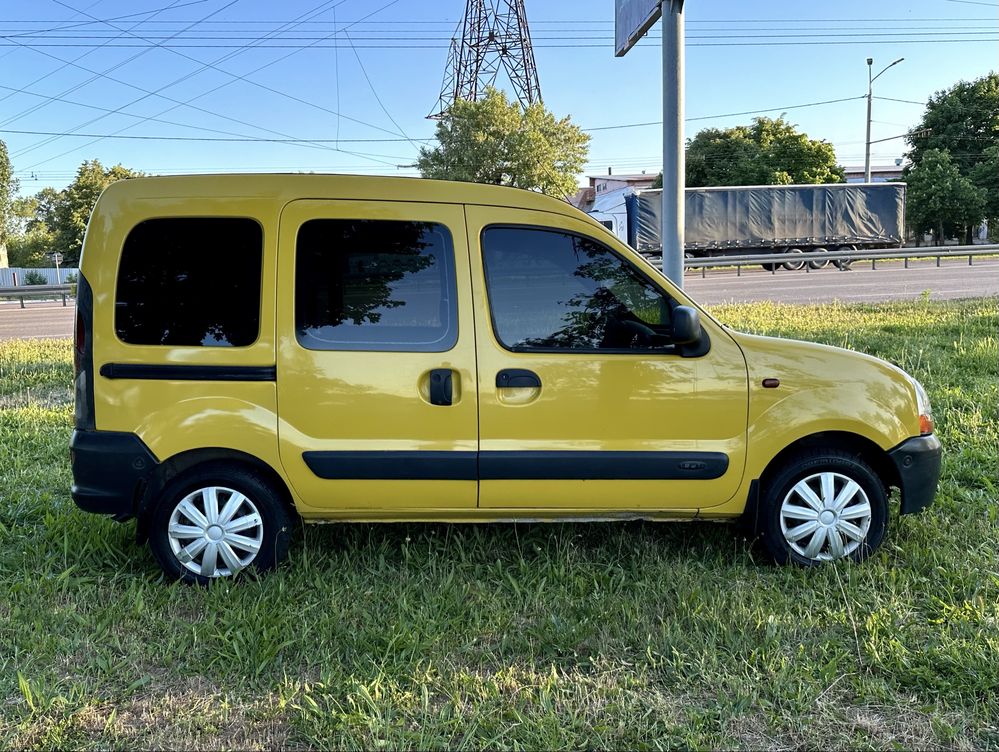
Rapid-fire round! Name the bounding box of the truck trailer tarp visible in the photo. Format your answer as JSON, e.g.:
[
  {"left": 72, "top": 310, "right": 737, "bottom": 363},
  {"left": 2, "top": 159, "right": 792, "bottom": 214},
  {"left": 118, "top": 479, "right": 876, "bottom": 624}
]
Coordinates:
[{"left": 627, "top": 183, "right": 906, "bottom": 252}]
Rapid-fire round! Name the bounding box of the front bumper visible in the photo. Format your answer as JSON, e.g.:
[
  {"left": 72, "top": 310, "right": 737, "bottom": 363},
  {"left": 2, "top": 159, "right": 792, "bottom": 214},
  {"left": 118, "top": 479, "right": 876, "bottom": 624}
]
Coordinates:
[
  {"left": 70, "top": 430, "right": 158, "bottom": 519},
  {"left": 889, "top": 434, "right": 942, "bottom": 514}
]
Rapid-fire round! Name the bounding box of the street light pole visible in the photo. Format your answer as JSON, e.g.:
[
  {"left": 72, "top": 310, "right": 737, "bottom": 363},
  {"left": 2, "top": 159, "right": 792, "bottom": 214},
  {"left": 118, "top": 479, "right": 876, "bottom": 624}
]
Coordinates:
[
  {"left": 865, "top": 56, "right": 904, "bottom": 183},
  {"left": 661, "top": 0, "right": 685, "bottom": 288}
]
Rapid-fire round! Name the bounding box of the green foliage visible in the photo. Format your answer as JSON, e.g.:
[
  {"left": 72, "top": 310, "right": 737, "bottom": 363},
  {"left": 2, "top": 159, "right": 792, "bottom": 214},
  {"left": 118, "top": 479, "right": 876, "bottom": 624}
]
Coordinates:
[
  {"left": 0, "top": 299, "right": 996, "bottom": 749},
  {"left": 23, "top": 269, "right": 47, "bottom": 285},
  {"left": 906, "top": 73, "right": 999, "bottom": 177},
  {"left": 51, "top": 160, "right": 142, "bottom": 265},
  {"left": 685, "top": 116, "right": 845, "bottom": 187},
  {"left": 418, "top": 87, "right": 590, "bottom": 199},
  {"left": 969, "top": 144, "right": 999, "bottom": 226},
  {"left": 6, "top": 227, "right": 54, "bottom": 268},
  {"left": 904, "top": 149, "right": 985, "bottom": 239},
  {"left": 0, "top": 139, "right": 18, "bottom": 248}
]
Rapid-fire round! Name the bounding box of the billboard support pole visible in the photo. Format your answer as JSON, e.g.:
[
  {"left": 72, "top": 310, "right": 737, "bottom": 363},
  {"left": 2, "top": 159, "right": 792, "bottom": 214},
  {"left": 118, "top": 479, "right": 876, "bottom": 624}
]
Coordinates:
[{"left": 661, "top": 0, "right": 684, "bottom": 287}]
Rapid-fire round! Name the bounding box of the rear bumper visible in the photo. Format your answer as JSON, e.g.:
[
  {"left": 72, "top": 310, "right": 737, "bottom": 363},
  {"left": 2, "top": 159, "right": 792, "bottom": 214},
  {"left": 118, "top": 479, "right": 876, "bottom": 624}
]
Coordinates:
[
  {"left": 70, "top": 430, "right": 158, "bottom": 519},
  {"left": 889, "top": 434, "right": 942, "bottom": 515}
]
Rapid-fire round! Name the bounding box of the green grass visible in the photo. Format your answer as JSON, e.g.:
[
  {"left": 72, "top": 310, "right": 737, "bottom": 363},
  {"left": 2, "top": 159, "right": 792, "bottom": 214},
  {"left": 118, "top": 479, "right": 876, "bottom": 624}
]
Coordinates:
[{"left": 1, "top": 298, "right": 997, "bottom": 750}]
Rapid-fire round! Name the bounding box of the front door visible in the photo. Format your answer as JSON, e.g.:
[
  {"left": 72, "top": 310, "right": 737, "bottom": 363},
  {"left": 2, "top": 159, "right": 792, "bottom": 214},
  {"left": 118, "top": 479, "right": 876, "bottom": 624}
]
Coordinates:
[
  {"left": 466, "top": 206, "right": 748, "bottom": 512},
  {"left": 277, "top": 200, "right": 477, "bottom": 513}
]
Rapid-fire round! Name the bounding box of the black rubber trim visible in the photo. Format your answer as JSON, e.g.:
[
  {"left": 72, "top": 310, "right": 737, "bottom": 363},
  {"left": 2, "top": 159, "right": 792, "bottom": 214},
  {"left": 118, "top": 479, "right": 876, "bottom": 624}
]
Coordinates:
[
  {"left": 302, "top": 450, "right": 728, "bottom": 481},
  {"left": 73, "top": 272, "right": 95, "bottom": 430},
  {"left": 70, "top": 429, "right": 159, "bottom": 518},
  {"left": 303, "top": 451, "right": 477, "bottom": 480},
  {"left": 479, "top": 451, "right": 728, "bottom": 480},
  {"left": 889, "top": 433, "right": 942, "bottom": 514},
  {"left": 99, "top": 363, "right": 276, "bottom": 381}
]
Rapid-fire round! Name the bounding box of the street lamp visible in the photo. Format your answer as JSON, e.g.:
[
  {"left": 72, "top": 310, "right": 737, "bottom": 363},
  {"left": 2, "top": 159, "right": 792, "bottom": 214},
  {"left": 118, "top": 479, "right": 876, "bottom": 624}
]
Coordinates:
[{"left": 865, "top": 56, "right": 904, "bottom": 183}]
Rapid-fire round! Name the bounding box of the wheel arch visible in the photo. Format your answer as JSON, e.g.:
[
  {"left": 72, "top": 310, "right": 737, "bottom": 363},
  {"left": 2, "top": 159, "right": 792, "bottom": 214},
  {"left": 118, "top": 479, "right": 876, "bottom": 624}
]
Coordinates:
[
  {"left": 759, "top": 430, "right": 901, "bottom": 497},
  {"left": 136, "top": 447, "right": 298, "bottom": 542}
]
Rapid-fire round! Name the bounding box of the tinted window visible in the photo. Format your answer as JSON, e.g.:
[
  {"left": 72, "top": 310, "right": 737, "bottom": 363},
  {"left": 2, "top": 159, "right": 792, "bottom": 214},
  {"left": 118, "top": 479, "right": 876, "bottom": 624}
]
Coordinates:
[
  {"left": 482, "top": 227, "right": 673, "bottom": 351},
  {"left": 116, "top": 218, "right": 262, "bottom": 347},
  {"left": 296, "top": 219, "right": 457, "bottom": 352}
]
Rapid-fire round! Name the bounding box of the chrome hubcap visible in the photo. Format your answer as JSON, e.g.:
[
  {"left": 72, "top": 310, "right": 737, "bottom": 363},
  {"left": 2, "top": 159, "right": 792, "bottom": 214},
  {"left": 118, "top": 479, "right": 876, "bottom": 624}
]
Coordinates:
[
  {"left": 167, "top": 486, "right": 264, "bottom": 578},
  {"left": 779, "top": 471, "right": 872, "bottom": 562}
]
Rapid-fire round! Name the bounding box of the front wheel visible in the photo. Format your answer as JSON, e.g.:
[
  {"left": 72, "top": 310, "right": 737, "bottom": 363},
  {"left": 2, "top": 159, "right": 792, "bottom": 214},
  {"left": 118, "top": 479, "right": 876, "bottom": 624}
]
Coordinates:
[
  {"left": 750, "top": 450, "right": 888, "bottom": 565},
  {"left": 148, "top": 464, "right": 293, "bottom": 584}
]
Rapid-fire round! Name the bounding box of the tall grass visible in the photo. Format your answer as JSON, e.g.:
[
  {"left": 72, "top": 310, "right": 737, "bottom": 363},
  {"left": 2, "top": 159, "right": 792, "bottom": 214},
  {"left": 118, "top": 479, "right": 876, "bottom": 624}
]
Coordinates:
[{"left": 0, "top": 298, "right": 996, "bottom": 750}]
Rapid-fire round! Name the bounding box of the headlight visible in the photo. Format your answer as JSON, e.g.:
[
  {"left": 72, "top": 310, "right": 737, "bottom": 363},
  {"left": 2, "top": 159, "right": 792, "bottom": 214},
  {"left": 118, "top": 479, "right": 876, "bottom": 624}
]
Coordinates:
[{"left": 912, "top": 377, "right": 934, "bottom": 435}]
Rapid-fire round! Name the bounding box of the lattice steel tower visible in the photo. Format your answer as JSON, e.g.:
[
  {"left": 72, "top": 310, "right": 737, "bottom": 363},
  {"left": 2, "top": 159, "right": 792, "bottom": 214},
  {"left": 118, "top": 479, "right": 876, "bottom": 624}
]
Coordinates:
[{"left": 429, "top": 0, "right": 541, "bottom": 119}]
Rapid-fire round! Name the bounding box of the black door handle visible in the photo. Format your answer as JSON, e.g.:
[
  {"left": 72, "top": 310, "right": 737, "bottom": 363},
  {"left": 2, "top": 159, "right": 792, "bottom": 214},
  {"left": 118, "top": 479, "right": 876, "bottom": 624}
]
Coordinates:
[
  {"left": 496, "top": 369, "right": 542, "bottom": 389},
  {"left": 429, "top": 368, "right": 453, "bottom": 406}
]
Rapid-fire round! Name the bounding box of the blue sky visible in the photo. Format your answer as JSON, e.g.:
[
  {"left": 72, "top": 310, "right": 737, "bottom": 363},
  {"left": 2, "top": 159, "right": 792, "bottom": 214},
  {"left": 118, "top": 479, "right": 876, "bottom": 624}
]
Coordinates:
[{"left": 1, "top": 0, "right": 996, "bottom": 194}]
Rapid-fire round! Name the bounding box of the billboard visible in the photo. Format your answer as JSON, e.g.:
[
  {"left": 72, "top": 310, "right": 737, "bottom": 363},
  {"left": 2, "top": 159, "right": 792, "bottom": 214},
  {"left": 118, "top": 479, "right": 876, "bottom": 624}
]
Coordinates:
[{"left": 615, "top": 0, "right": 662, "bottom": 57}]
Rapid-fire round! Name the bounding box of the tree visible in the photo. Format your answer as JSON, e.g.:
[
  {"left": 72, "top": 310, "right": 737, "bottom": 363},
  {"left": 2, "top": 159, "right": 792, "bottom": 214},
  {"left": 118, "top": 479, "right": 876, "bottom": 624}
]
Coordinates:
[
  {"left": 906, "top": 73, "right": 999, "bottom": 177},
  {"left": 417, "top": 87, "right": 590, "bottom": 199},
  {"left": 652, "top": 117, "right": 844, "bottom": 188},
  {"left": 52, "top": 160, "right": 142, "bottom": 264},
  {"left": 904, "top": 149, "right": 984, "bottom": 242},
  {"left": 682, "top": 116, "right": 844, "bottom": 187},
  {"left": 0, "top": 139, "right": 18, "bottom": 262},
  {"left": 970, "top": 144, "right": 999, "bottom": 232}
]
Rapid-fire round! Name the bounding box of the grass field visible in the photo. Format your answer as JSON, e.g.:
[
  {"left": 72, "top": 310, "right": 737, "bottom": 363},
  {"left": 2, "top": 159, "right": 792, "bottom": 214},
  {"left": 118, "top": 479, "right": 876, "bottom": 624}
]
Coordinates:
[{"left": 1, "top": 298, "right": 996, "bottom": 750}]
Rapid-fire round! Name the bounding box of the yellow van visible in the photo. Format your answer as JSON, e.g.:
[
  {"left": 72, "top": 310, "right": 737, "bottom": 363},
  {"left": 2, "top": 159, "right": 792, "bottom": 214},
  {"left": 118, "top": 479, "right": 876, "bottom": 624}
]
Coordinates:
[{"left": 70, "top": 175, "right": 940, "bottom": 583}]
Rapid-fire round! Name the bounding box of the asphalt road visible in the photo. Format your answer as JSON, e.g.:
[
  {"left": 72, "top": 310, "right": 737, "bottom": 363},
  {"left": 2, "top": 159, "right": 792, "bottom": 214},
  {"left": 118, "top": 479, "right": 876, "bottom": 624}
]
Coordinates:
[
  {"left": 1, "top": 258, "right": 996, "bottom": 341},
  {"left": 684, "top": 257, "right": 999, "bottom": 306}
]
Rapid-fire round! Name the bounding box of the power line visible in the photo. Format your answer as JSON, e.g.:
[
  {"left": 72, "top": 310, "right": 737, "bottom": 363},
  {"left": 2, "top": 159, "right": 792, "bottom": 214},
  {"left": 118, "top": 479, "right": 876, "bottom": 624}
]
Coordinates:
[
  {"left": 585, "top": 96, "right": 868, "bottom": 131},
  {"left": 6, "top": 37, "right": 994, "bottom": 48},
  {"left": 874, "top": 96, "right": 928, "bottom": 106},
  {"left": 0, "top": 128, "right": 432, "bottom": 144},
  {"left": 17, "top": 0, "right": 410, "bottom": 173}
]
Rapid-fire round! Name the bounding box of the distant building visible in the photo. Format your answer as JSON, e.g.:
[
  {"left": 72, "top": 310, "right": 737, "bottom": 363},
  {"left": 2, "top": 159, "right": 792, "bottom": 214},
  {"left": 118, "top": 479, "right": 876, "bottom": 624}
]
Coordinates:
[
  {"left": 572, "top": 171, "right": 658, "bottom": 210},
  {"left": 843, "top": 164, "right": 905, "bottom": 183}
]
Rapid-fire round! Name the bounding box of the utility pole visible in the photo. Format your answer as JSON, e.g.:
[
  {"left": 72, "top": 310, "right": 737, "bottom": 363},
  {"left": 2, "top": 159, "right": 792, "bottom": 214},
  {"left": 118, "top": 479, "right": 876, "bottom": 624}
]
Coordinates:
[
  {"left": 429, "top": 0, "right": 541, "bottom": 119},
  {"left": 661, "top": 0, "right": 685, "bottom": 287},
  {"left": 865, "top": 56, "right": 904, "bottom": 183}
]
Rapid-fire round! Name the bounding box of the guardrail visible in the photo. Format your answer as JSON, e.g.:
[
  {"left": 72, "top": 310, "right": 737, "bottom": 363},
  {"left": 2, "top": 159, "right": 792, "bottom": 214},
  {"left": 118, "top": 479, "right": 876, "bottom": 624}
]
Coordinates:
[
  {"left": 0, "top": 284, "right": 74, "bottom": 308},
  {"left": 680, "top": 244, "right": 999, "bottom": 277}
]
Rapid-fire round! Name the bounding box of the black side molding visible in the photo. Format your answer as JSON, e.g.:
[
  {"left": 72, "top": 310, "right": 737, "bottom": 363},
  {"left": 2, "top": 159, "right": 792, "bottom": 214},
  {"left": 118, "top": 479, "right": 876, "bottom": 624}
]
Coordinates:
[
  {"left": 303, "top": 451, "right": 478, "bottom": 480},
  {"left": 302, "top": 450, "right": 728, "bottom": 481},
  {"left": 479, "top": 451, "right": 728, "bottom": 480},
  {"left": 100, "top": 363, "right": 276, "bottom": 381}
]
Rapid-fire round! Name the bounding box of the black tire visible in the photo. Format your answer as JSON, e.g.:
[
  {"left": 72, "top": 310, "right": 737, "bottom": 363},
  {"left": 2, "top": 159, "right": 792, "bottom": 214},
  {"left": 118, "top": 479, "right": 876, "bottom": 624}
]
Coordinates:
[
  {"left": 749, "top": 449, "right": 888, "bottom": 566},
  {"left": 148, "top": 463, "right": 293, "bottom": 585},
  {"left": 782, "top": 248, "right": 806, "bottom": 271},
  {"left": 835, "top": 245, "right": 857, "bottom": 270},
  {"left": 808, "top": 247, "right": 830, "bottom": 269}
]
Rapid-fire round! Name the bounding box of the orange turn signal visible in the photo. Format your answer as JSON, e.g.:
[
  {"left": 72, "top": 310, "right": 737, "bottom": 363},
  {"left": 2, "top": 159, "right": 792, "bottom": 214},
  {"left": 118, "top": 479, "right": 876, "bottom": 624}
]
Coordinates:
[{"left": 919, "top": 414, "right": 934, "bottom": 435}]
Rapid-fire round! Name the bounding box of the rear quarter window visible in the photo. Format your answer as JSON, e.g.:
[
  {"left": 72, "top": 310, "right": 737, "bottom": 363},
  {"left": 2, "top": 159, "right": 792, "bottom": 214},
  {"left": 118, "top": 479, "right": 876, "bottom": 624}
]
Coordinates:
[{"left": 115, "top": 218, "right": 263, "bottom": 347}]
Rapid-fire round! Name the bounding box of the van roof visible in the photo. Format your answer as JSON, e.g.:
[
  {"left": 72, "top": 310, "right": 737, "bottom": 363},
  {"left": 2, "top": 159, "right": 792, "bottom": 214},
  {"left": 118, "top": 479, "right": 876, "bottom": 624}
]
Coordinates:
[{"left": 97, "top": 173, "right": 583, "bottom": 216}]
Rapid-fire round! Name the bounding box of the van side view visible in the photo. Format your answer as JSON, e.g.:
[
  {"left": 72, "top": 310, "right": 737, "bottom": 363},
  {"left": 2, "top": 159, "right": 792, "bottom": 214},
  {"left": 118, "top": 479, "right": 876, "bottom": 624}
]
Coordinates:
[{"left": 70, "top": 175, "right": 941, "bottom": 583}]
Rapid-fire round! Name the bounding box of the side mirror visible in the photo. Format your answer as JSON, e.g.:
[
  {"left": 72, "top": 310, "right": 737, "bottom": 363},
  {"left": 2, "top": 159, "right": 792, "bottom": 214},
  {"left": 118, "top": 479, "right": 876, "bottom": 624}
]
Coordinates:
[{"left": 671, "top": 305, "right": 702, "bottom": 345}]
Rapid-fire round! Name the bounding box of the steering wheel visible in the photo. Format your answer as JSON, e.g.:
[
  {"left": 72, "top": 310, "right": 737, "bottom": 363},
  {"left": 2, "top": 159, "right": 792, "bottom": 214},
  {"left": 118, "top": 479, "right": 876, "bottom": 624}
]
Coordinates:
[{"left": 618, "top": 319, "right": 657, "bottom": 346}]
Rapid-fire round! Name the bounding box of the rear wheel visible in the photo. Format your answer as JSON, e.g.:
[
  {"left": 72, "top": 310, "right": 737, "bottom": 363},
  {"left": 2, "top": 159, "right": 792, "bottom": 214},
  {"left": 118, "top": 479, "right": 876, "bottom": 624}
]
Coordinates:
[
  {"left": 148, "top": 464, "right": 293, "bottom": 584},
  {"left": 808, "top": 247, "right": 830, "bottom": 269},
  {"left": 782, "top": 247, "right": 806, "bottom": 271},
  {"left": 835, "top": 244, "right": 857, "bottom": 270},
  {"left": 749, "top": 449, "right": 888, "bottom": 565}
]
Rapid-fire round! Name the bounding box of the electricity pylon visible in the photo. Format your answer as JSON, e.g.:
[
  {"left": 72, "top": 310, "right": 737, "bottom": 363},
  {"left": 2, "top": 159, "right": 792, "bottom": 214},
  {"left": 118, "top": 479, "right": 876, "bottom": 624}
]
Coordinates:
[{"left": 429, "top": 0, "right": 541, "bottom": 119}]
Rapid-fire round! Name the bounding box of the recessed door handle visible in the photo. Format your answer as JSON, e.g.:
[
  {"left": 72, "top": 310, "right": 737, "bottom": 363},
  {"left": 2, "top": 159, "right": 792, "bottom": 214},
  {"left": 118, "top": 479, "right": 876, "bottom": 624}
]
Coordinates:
[
  {"left": 429, "top": 368, "right": 453, "bottom": 406},
  {"left": 496, "top": 369, "right": 541, "bottom": 389}
]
